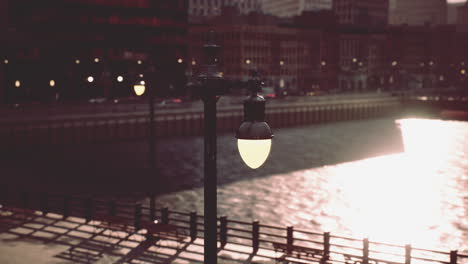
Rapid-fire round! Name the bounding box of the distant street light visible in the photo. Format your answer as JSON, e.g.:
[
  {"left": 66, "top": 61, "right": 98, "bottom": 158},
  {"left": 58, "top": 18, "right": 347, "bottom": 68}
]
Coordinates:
[
  {"left": 14, "top": 80, "right": 21, "bottom": 88},
  {"left": 137, "top": 60, "right": 142, "bottom": 65},
  {"left": 49, "top": 80, "right": 56, "bottom": 87},
  {"left": 392, "top": 61, "right": 398, "bottom": 67},
  {"left": 245, "top": 59, "right": 251, "bottom": 65},
  {"left": 321, "top": 61, "right": 327, "bottom": 66},
  {"left": 75, "top": 59, "right": 80, "bottom": 64},
  {"left": 3, "top": 59, "right": 8, "bottom": 64},
  {"left": 461, "top": 69, "right": 466, "bottom": 75},
  {"left": 134, "top": 74, "right": 146, "bottom": 96},
  {"left": 94, "top": 58, "right": 100, "bottom": 63},
  {"left": 177, "top": 58, "right": 183, "bottom": 64},
  {"left": 117, "top": 76, "right": 124, "bottom": 83},
  {"left": 87, "top": 76, "right": 94, "bottom": 83},
  {"left": 352, "top": 58, "right": 358, "bottom": 63},
  {"left": 280, "top": 60, "right": 285, "bottom": 66}
]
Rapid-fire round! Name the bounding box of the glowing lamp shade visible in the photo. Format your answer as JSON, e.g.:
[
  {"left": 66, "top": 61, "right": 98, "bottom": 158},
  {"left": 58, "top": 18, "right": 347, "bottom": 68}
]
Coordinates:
[
  {"left": 134, "top": 81, "right": 146, "bottom": 96},
  {"left": 236, "top": 120, "right": 273, "bottom": 169},
  {"left": 238, "top": 139, "right": 272, "bottom": 169}
]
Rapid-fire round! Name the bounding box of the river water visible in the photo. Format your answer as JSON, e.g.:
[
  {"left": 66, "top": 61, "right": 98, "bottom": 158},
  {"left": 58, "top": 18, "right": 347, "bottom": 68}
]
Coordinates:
[{"left": 150, "top": 117, "right": 468, "bottom": 253}]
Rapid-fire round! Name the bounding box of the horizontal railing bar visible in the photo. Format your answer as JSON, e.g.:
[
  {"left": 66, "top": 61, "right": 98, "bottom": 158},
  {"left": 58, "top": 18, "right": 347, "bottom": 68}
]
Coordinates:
[
  {"left": 330, "top": 243, "right": 363, "bottom": 251},
  {"left": 330, "top": 234, "right": 363, "bottom": 242},
  {"left": 368, "top": 240, "right": 406, "bottom": 249},
  {"left": 258, "top": 223, "right": 286, "bottom": 230},
  {"left": 294, "top": 238, "right": 323, "bottom": 245},
  {"left": 227, "top": 219, "right": 253, "bottom": 225},
  {"left": 294, "top": 229, "right": 324, "bottom": 237},
  {"left": 258, "top": 232, "right": 286, "bottom": 239},
  {"left": 411, "top": 246, "right": 452, "bottom": 255},
  {"left": 226, "top": 227, "right": 251, "bottom": 234},
  {"left": 367, "top": 249, "right": 405, "bottom": 258}
]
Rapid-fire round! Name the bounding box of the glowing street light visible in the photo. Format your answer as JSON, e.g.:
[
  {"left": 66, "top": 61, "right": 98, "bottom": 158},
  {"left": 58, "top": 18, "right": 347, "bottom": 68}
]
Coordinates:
[
  {"left": 352, "top": 58, "right": 358, "bottom": 63},
  {"left": 117, "top": 76, "right": 124, "bottom": 83},
  {"left": 280, "top": 60, "right": 284, "bottom": 66},
  {"left": 133, "top": 78, "right": 146, "bottom": 96},
  {"left": 195, "top": 33, "right": 273, "bottom": 264},
  {"left": 177, "top": 58, "right": 183, "bottom": 64},
  {"left": 3, "top": 59, "right": 8, "bottom": 64},
  {"left": 15, "top": 80, "right": 21, "bottom": 88},
  {"left": 87, "top": 76, "right": 94, "bottom": 83},
  {"left": 245, "top": 59, "right": 251, "bottom": 65},
  {"left": 461, "top": 69, "right": 466, "bottom": 75},
  {"left": 392, "top": 61, "right": 398, "bottom": 67},
  {"left": 236, "top": 72, "right": 273, "bottom": 169},
  {"left": 94, "top": 58, "right": 100, "bottom": 63},
  {"left": 321, "top": 61, "right": 327, "bottom": 66},
  {"left": 49, "top": 80, "right": 56, "bottom": 87},
  {"left": 137, "top": 60, "right": 142, "bottom": 65},
  {"left": 192, "top": 60, "right": 197, "bottom": 66},
  {"left": 75, "top": 59, "right": 80, "bottom": 64}
]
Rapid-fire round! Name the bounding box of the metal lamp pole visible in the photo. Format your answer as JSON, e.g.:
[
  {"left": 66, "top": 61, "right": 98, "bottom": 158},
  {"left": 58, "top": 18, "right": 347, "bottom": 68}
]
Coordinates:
[
  {"left": 198, "top": 34, "right": 225, "bottom": 264},
  {"left": 196, "top": 33, "right": 273, "bottom": 264}
]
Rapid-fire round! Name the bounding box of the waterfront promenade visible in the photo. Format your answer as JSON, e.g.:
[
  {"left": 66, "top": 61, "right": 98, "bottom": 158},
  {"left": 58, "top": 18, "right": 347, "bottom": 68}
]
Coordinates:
[{"left": 1, "top": 192, "right": 467, "bottom": 264}]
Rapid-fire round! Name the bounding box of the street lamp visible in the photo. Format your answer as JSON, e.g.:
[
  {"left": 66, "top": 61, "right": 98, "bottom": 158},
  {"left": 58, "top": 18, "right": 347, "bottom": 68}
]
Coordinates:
[
  {"left": 195, "top": 32, "right": 273, "bottom": 264},
  {"left": 134, "top": 64, "right": 156, "bottom": 173},
  {"left": 236, "top": 71, "right": 273, "bottom": 169},
  {"left": 133, "top": 74, "right": 146, "bottom": 96}
]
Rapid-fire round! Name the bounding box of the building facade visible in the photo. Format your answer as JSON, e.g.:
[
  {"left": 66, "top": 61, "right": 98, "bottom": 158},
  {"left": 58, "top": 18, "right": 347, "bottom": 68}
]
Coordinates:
[
  {"left": 189, "top": 12, "right": 337, "bottom": 95},
  {"left": 262, "top": 0, "right": 332, "bottom": 17},
  {"left": 389, "top": 0, "right": 447, "bottom": 25},
  {"left": 188, "top": 0, "right": 261, "bottom": 19},
  {"left": 2, "top": 0, "right": 188, "bottom": 104},
  {"left": 457, "top": 2, "right": 468, "bottom": 31},
  {"left": 333, "top": 0, "right": 389, "bottom": 27}
]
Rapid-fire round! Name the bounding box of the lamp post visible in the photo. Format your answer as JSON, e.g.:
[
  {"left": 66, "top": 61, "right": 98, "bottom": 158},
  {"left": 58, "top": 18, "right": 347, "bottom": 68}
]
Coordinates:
[
  {"left": 196, "top": 33, "right": 273, "bottom": 264},
  {"left": 134, "top": 67, "right": 156, "bottom": 172}
]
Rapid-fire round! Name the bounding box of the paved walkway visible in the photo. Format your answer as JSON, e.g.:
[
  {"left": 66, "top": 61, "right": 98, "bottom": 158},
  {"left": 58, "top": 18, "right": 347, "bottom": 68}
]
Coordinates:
[{"left": 0, "top": 208, "right": 278, "bottom": 264}]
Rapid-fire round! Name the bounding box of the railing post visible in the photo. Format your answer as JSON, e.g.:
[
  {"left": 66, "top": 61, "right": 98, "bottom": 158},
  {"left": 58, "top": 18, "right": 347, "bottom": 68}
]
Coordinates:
[
  {"left": 190, "top": 211, "right": 197, "bottom": 241},
  {"left": 450, "top": 250, "right": 458, "bottom": 264},
  {"left": 363, "top": 238, "right": 369, "bottom": 264},
  {"left": 149, "top": 195, "right": 155, "bottom": 221},
  {"left": 161, "top": 207, "right": 169, "bottom": 224},
  {"left": 252, "top": 220, "right": 260, "bottom": 254},
  {"left": 405, "top": 244, "right": 412, "bottom": 264},
  {"left": 134, "top": 203, "right": 142, "bottom": 230},
  {"left": 287, "top": 226, "right": 294, "bottom": 255},
  {"left": 40, "top": 193, "right": 48, "bottom": 216},
  {"left": 63, "top": 195, "right": 70, "bottom": 219},
  {"left": 321, "top": 232, "right": 330, "bottom": 264},
  {"left": 85, "top": 197, "right": 93, "bottom": 223},
  {"left": 220, "top": 216, "right": 228, "bottom": 248}
]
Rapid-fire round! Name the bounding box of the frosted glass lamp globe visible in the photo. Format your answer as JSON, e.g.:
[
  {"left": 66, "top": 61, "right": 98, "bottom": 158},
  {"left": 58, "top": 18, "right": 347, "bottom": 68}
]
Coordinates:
[{"left": 237, "top": 139, "right": 272, "bottom": 169}]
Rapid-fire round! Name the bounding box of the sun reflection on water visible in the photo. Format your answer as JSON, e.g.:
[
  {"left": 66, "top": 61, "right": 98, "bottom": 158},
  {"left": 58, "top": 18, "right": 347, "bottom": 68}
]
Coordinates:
[{"left": 323, "top": 118, "right": 466, "bottom": 250}]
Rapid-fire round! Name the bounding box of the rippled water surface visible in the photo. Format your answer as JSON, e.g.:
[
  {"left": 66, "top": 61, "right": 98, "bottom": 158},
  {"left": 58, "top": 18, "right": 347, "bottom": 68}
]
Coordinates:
[{"left": 152, "top": 118, "right": 468, "bottom": 252}]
